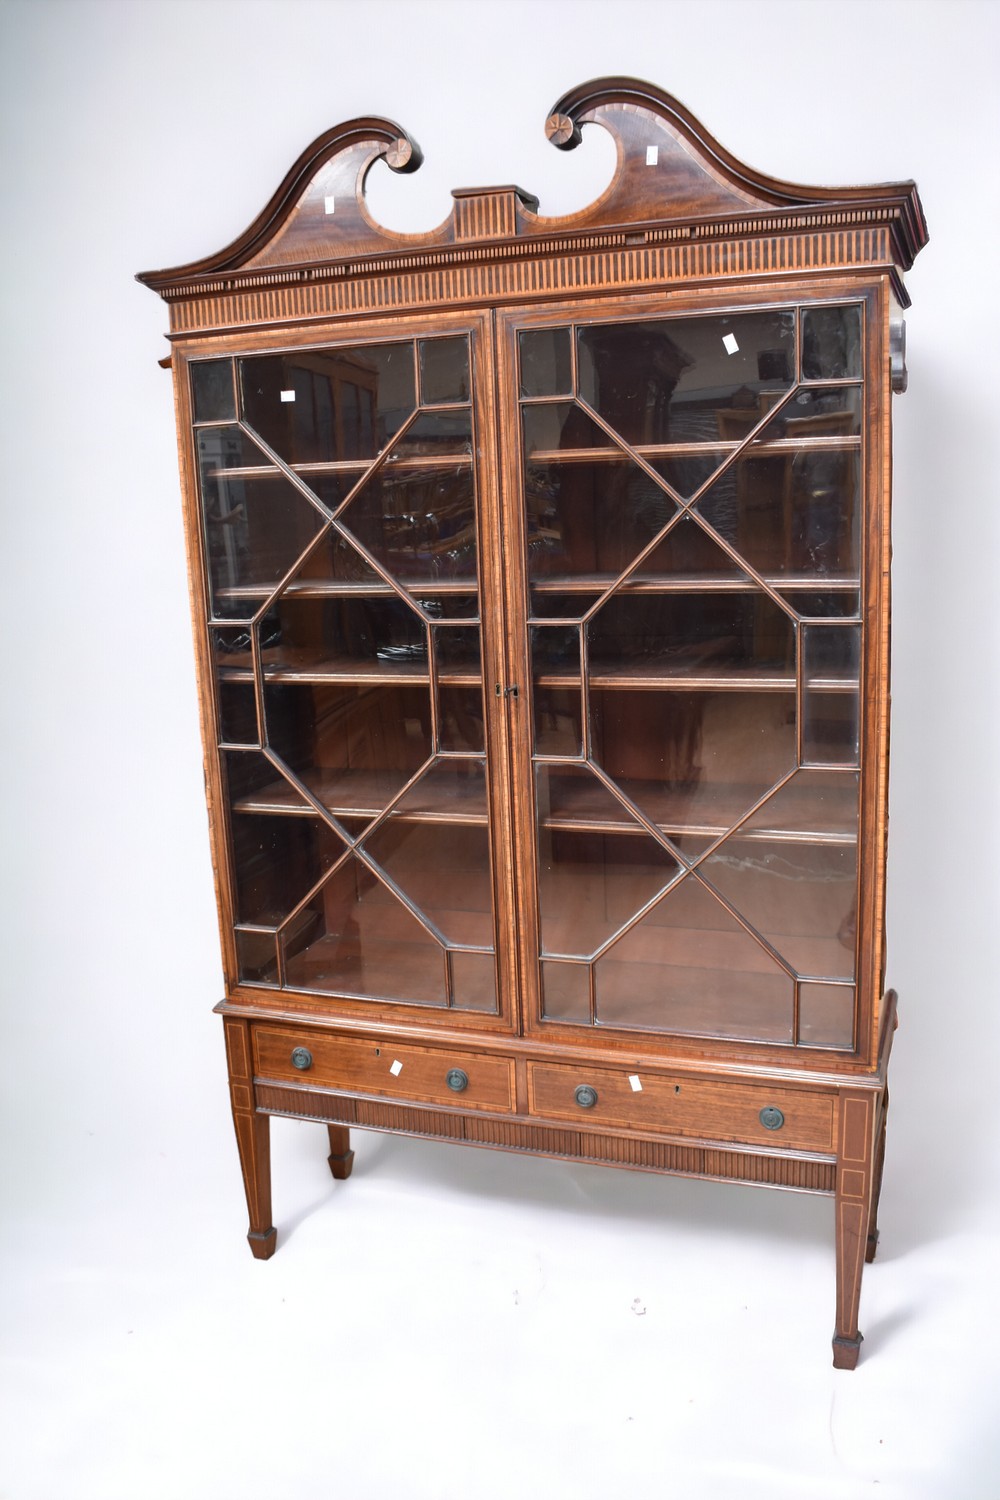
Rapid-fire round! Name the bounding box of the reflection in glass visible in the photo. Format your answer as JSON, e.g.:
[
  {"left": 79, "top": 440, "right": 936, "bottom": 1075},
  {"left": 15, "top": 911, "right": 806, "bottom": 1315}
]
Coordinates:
[
  {"left": 213, "top": 628, "right": 259, "bottom": 745},
  {"left": 340, "top": 463, "right": 477, "bottom": 582},
  {"left": 235, "top": 928, "right": 278, "bottom": 985},
  {"left": 698, "top": 441, "right": 860, "bottom": 578},
  {"left": 537, "top": 822, "right": 681, "bottom": 959},
  {"left": 525, "top": 457, "right": 676, "bottom": 580},
  {"left": 587, "top": 589, "right": 795, "bottom": 683},
  {"left": 591, "top": 689, "right": 797, "bottom": 837},
  {"left": 533, "top": 688, "right": 583, "bottom": 756},
  {"left": 255, "top": 595, "right": 427, "bottom": 679},
  {"left": 799, "top": 981, "right": 855, "bottom": 1049},
  {"left": 230, "top": 809, "right": 347, "bottom": 926},
  {"left": 595, "top": 873, "right": 794, "bottom": 1041},
  {"left": 433, "top": 625, "right": 481, "bottom": 681},
  {"left": 519, "top": 327, "right": 572, "bottom": 398},
  {"left": 418, "top": 337, "right": 470, "bottom": 405},
  {"left": 239, "top": 343, "right": 415, "bottom": 464},
  {"left": 802, "top": 305, "right": 862, "bottom": 380},
  {"left": 283, "top": 858, "right": 447, "bottom": 1005},
  {"left": 697, "top": 836, "right": 857, "bottom": 979},
  {"left": 192, "top": 359, "right": 235, "bottom": 423},
  {"left": 264, "top": 681, "right": 431, "bottom": 819},
  {"left": 197, "top": 426, "right": 325, "bottom": 617},
  {"left": 802, "top": 625, "right": 860, "bottom": 767},
  {"left": 438, "top": 685, "right": 486, "bottom": 753},
  {"left": 362, "top": 819, "right": 495, "bottom": 948},
  {"left": 578, "top": 310, "right": 796, "bottom": 446}
]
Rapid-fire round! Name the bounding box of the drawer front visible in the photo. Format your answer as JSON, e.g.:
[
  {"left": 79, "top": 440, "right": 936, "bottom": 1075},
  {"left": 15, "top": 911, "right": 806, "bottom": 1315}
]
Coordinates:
[
  {"left": 254, "top": 1027, "right": 515, "bottom": 1114},
  {"left": 528, "top": 1062, "right": 835, "bottom": 1153}
]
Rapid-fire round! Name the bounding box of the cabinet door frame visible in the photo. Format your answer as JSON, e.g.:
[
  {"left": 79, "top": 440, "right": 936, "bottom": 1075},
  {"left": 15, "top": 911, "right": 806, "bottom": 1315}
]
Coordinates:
[
  {"left": 495, "top": 275, "right": 890, "bottom": 1072},
  {"left": 171, "top": 306, "right": 523, "bottom": 1035}
]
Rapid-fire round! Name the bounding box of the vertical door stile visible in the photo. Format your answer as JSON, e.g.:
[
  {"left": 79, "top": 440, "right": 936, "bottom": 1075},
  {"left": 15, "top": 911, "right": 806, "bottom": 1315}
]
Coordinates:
[{"left": 473, "top": 310, "right": 523, "bottom": 1033}]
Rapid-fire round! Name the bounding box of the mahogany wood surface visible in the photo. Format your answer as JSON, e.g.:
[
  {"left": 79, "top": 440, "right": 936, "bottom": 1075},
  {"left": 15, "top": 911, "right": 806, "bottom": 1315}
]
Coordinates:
[{"left": 142, "top": 81, "right": 926, "bottom": 1365}]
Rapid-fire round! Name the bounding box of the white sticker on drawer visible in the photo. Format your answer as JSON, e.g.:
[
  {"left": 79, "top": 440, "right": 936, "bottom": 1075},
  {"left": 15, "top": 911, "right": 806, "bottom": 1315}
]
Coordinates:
[
  {"left": 628, "top": 1074, "right": 643, "bottom": 1092},
  {"left": 389, "top": 1059, "right": 403, "bottom": 1077}
]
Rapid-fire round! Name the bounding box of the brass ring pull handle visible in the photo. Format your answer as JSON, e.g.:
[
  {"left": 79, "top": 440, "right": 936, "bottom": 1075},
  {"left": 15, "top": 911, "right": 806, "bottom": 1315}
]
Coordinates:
[
  {"left": 574, "top": 1084, "right": 598, "bottom": 1109},
  {"left": 290, "top": 1047, "right": 313, "bottom": 1071}
]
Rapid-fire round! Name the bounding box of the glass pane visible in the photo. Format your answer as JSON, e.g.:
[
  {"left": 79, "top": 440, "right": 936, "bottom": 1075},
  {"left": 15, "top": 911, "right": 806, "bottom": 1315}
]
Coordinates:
[
  {"left": 283, "top": 858, "right": 447, "bottom": 1005},
  {"left": 418, "top": 337, "right": 470, "bottom": 405},
  {"left": 524, "top": 455, "right": 678, "bottom": 581},
  {"left": 766, "top": 385, "right": 861, "bottom": 438},
  {"left": 528, "top": 588, "right": 603, "bottom": 621},
  {"left": 362, "top": 819, "right": 495, "bottom": 949},
  {"left": 698, "top": 436, "right": 860, "bottom": 580},
  {"left": 780, "top": 590, "right": 860, "bottom": 619},
  {"left": 387, "top": 409, "right": 472, "bottom": 458},
  {"left": 801, "top": 305, "right": 862, "bottom": 380},
  {"left": 438, "top": 685, "right": 485, "bottom": 753},
  {"left": 696, "top": 836, "right": 857, "bottom": 980},
  {"left": 578, "top": 310, "right": 796, "bottom": 446},
  {"left": 626, "top": 515, "right": 751, "bottom": 585},
  {"left": 735, "top": 769, "right": 859, "bottom": 844},
  {"left": 523, "top": 402, "right": 613, "bottom": 455},
  {"left": 591, "top": 688, "right": 797, "bottom": 838},
  {"left": 434, "top": 625, "right": 481, "bottom": 683},
  {"left": 450, "top": 951, "right": 497, "bottom": 1012},
  {"left": 586, "top": 589, "right": 795, "bottom": 685},
  {"left": 340, "top": 463, "right": 477, "bottom": 583},
  {"left": 197, "top": 426, "right": 325, "bottom": 618},
  {"left": 802, "top": 625, "right": 860, "bottom": 766},
  {"left": 520, "top": 327, "right": 572, "bottom": 398},
  {"left": 213, "top": 628, "right": 258, "bottom": 745},
  {"left": 192, "top": 359, "right": 235, "bottom": 423},
  {"left": 411, "top": 590, "right": 479, "bottom": 621},
  {"left": 391, "top": 758, "right": 488, "bottom": 824},
  {"left": 534, "top": 689, "right": 583, "bottom": 757},
  {"left": 239, "top": 343, "right": 415, "bottom": 463},
  {"left": 230, "top": 809, "right": 347, "bottom": 926},
  {"left": 536, "top": 767, "right": 681, "bottom": 958},
  {"left": 594, "top": 874, "right": 794, "bottom": 1041},
  {"left": 799, "top": 982, "right": 855, "bottom": 1049},
  {"left": 264, "top": 680, "right": 431, "bottom": 822},
  {"left": 541, "top": 960, "right": 590, "bottom": 1022},
  {"left": 257, "top": 595, "right": 427, "bottom": 681},
  {"left": 235, "top": 929, "right": 278, "bottom": 985}
]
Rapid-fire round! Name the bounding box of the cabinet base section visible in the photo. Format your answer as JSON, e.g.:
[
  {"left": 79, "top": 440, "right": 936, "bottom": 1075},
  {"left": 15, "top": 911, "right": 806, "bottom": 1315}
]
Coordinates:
[{"left": 254, "top": 1082, "right": 837, "bottom": 1195}]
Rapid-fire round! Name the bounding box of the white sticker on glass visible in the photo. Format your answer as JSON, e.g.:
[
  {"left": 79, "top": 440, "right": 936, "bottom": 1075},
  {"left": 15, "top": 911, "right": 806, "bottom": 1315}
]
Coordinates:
[
  {"left": 324, "top": 195, "right": 336, "bottom": 215},
  {"left": 722, "top": 333, "right": 740, "bottom": 355},
  {"left": 280, "top": 390, "right": 296, "bottom": 403},
  {"left": 628, "top": 1074, "right": 643, "bottom": 1092},
  {"left": 645, "top": 146, "right": 659, "bottom": 166},
  {"left": 389, "top": 1059, "right": 403, "bottom": 1076}
]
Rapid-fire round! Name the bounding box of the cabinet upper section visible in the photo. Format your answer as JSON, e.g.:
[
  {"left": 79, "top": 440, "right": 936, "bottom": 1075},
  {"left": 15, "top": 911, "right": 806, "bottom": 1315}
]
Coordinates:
[{"left": 137, "top": 79, "right": 928, "bottom": 333}]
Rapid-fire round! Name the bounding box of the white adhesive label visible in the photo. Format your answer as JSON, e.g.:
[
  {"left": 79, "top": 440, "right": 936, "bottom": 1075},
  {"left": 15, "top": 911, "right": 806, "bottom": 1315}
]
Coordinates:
[
  {"left": 280, "top": 389, "right": 296, "bottom": 402},
  {"left": 645, "top": 145, "right": 658, "bottom": 166},
  {"left": 389, "top": 1059, "right": 403, "bottom": 1076},
  {"left": 628, "top": 1074, "right": 643, "bottom": 1092},
  {"left": 722, "top": 333, "right": 740, "bottom": 355},
  {"left": 324, "top": 195, "right": 336, "bottom": 215}
]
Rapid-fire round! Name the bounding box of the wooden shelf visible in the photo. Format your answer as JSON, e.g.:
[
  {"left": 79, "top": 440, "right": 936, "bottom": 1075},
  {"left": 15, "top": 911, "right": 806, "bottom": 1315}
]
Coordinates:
[
  {"left": 217, "top": 578, "right": 481, "bottom": 604},
  {"left": 233, "top": 767, "right": 488, "bottom": 825},
  {"left": 537, "top": 660, "right": 857, "bottom": 692},
  {"left": 529, "top": 573, "right": 860, "bottom": 596},
  {"left": 528, "top": 435, "right": 861, "bottom": 465},
  {"left": 218, "top": 647, "right": 481, "bottom": 687},
  {"left": 538, "top": 774, "right": 857, "bottom": 846}
]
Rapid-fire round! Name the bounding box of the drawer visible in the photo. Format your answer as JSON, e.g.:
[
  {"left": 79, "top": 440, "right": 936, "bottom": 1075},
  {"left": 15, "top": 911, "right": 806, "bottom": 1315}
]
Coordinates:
[
  {"left": 527, "top": 1062, "right": 835, "bottom": 1153},
  {"left": 254, "top": 1026, "right": 515, "bottom": 1114}
]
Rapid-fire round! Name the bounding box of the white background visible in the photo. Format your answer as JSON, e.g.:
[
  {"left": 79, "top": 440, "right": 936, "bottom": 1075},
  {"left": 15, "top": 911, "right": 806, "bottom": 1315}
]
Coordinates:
[{"left": 2, "top": 1, "right": 999, "bottom": 1496}]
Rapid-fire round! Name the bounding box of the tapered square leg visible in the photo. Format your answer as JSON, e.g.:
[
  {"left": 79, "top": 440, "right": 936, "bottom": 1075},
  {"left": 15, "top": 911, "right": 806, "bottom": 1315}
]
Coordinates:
[
  {"left": 225, "top": 1017, "right": 277, "bottom": 1258},
  {"left": 866, "top": 1085, "right": 889, "bottom": 1263},
  {"left": 833, "top": 1090, "right": 878, "bottom": 1368},
  {"left": 327, "top": 1123, "right": 355, "bottom": 1180}
]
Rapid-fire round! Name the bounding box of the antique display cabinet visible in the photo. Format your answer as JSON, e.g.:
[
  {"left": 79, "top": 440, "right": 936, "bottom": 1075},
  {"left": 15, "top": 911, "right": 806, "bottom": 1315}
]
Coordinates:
[{"left": 139, "top": 80, "right": 927, "bottom": 1366}]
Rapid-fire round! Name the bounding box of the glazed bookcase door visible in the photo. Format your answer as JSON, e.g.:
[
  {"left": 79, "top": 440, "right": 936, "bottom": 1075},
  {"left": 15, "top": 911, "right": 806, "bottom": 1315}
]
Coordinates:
[
  {"left": 187, "top": 319, "right": 515, "bottom": 1022},
  {"left": 502, "top": 296, "right": 869, "bottom": 1053}
]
